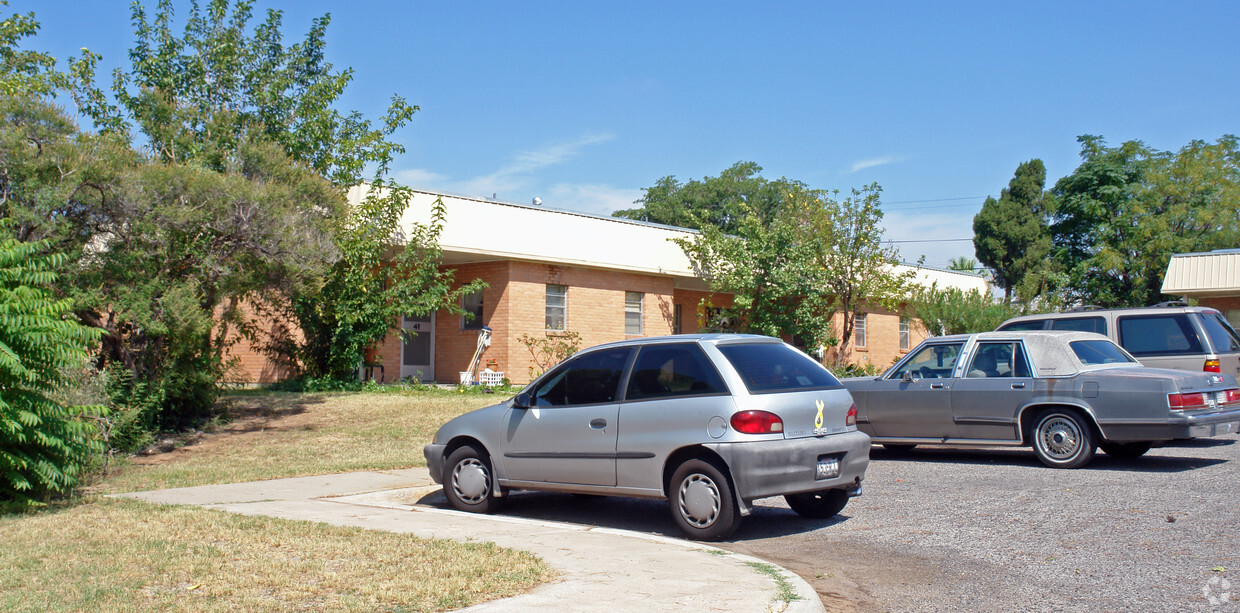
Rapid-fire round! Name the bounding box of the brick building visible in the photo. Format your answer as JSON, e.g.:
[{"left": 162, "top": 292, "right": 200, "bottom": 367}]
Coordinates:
[{"left": 227, "top": 187, "right": 988, "bottom": 385}]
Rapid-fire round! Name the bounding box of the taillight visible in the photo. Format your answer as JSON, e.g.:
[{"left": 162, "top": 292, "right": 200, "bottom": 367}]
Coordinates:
[
  {"left": 1168, "top": 392, "right": 1209, "bottom": 410},
  {"left": 1226, "top": 389, "right": 1240, "bottom": 404},
  {"left": 730, "top": 410, "right": 784, "bottom": 434},
  {"left": 1204, "top": 359, "right": 1221, "bottom": 373},
  {"left": 846, "top": 403, "right": 857, "bottom": 427}
]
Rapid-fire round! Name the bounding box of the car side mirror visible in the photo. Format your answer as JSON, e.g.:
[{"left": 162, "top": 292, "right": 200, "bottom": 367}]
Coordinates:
[
  {"left": 512, "top": 392, "right": 533, "bottom": 409},
  {"left": 901, "top": 370, "right": 914, "bottom": 383}
]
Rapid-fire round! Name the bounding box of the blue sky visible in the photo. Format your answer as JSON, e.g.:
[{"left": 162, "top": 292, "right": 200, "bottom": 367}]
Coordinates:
[{"left": 11, "top": 1, "right": 1240, "bottom": 267}]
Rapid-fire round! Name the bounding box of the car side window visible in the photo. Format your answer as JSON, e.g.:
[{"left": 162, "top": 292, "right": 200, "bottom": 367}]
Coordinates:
[
  {"left": 998, "top": 320, "right": 1046, "bottom": 331},
  {"left": 965, "top": 342, "right": 1032, "bottom": 378},
  {"left": 625, "top": 343, "right": 728, "bottom": 401},
  {"left": 1117, "top": 314, "right": 1204, "bottom": 356},
  {"left": 533, "top": 347, "right": 632, "bottom": 407},
  {"left": 889, "top": 343, "right": 964, "bottom": 380},
  {"left": 1050, "top": 317, "right": 1107, "bottom": 334}
]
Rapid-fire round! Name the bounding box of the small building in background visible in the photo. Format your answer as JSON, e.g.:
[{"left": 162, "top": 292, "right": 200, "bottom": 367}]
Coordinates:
[{"left": 1162, "top": 249, "right": 1240, "bottom": 329}]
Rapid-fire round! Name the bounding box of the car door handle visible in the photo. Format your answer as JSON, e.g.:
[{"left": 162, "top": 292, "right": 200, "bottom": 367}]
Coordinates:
[
  {"left": 1011, "top": 383, "right": 1026, "bottom": 389},
  {"left": 589, "top": 418, "right": 608, "bottom": 429},
  {"left": 930, "top": 383, "right": 945, "bottom": 389}
]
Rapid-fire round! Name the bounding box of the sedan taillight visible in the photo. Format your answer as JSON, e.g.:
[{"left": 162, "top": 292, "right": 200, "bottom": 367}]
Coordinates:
[
  {"left": 1226, "top": 389, "right": 1240, "bottom": 404},
  {"left": 846, "top": 403, "right": 857, "bottom": 427},
  {"left": 1204, "top": 359, "right": 1221, "bottom": 373},
  {"left": 1168, "top": 392, "right": 1209, "bottom": 410},
  {"left": 730, "top": 410, "right": 784, "bottom": 434}
]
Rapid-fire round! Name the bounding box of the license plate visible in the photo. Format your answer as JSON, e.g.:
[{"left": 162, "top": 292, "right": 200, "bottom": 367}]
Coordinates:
[{"left": 815, "top": 457, "right": 840, "bottom": 480}]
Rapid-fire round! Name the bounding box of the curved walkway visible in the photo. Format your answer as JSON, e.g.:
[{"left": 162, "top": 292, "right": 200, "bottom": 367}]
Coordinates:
[{"left": 115, "top": 468, "right": 825, "bottom": 612}]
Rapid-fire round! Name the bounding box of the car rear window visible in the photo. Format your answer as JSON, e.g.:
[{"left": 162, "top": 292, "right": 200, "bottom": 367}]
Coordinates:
[
  {"left": 716, "top": 343, "right": 841, "bottom": 394},
  {"left": 1200, "top": 312, "right": 1240, "bottom": 353},
  {"left": 1117, "top": 314, "right": 1203, "bottom": 356},
  {"left": 1070, "top": 340, "right": 1137, "bottom": 366}
]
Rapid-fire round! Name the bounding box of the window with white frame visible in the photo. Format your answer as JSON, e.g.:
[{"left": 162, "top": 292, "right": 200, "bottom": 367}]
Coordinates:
[
  {"left": 625, "top": 291, "right": 643, "bottom": 335},
  {"left": 854, "top": 313, "right": 868, "bottom": 348},
  {"left": 545, "top": 284, "right": 567, "bottom": 330},
  {"left": 899, "top": 316, "right": 910, "bottom": 350},
  {"left": 462, "top": 290, "right": 484, "bottom": 330}
]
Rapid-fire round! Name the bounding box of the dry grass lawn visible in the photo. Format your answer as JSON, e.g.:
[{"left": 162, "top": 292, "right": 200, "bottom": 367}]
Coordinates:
[{"left": 2, "top": 390, "right": 554, "bottom": 612}]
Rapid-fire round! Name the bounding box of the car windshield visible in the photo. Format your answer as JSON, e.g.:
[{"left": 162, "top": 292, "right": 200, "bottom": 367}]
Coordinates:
[
  {"left": 1070, "top": 340, "right": 1137, "bottom": 366},
  {"left": 1201, "top": 312, "right": 1240, "bottom": 353},
  {"left": 716, "top": 343, "right": 840, "bottom": 393}
]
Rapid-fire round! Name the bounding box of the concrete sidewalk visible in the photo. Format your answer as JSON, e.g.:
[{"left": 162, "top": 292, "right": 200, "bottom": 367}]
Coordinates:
[{"left": 115, "top": 468, "right": 825, "bottom": 612}]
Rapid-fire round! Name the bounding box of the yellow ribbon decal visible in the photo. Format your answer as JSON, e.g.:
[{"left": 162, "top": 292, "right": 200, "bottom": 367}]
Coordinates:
[{"left": 814, "top": 399, "right": 825, "bottom": 430}]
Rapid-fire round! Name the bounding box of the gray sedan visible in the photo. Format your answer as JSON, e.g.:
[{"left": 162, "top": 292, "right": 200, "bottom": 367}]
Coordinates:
[
  {"left": 843, "top": 331, "right": 1240, "bottom": 468},
  {"left": 425, "top": 334, "right": 870, "bottom": 540}
]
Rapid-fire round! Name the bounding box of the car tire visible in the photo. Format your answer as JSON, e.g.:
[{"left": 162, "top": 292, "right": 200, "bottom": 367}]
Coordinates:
[
  {"left": 1032, "top": 409, "right": 1096, "bottom": 469},
  {"left": 785, "top": 488, "right": 849, "bottom": 519},
  {"left": 881, "top": 443, "right": 917, "bottom": 453},
  {"left": 1100, "top": 442, "right": 1152, "bottom": 459},
  {"left": 444, "top": 444, "right": 501, "bottom": 514},
  {"left": 669, "top": 458, "right": 741, "bottom": 541}
]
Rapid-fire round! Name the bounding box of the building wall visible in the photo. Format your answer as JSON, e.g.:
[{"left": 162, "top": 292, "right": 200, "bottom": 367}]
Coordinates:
[
  {"left": 221, "top": 299, "right": 300, "bottom": 385},
  {"left": 828, "top": 306, "right": 930, "bottom": 372}
]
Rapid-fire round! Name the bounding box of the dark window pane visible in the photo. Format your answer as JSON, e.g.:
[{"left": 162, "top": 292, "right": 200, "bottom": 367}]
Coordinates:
[
  {"left": 1201, "top": 313, "right": 1240, "bottom": 352},
  {"left": 1051, "top": 317, "right": 1107, "bottom": 334},
  {"left": 625, "top": 343, "right": 728, "bottom": 400},
  {"left": 1117, "top": 315, "right": 1203, "bottom": 356},
  {"left": 998, "top": 320, "right": 1046, "bottom": 331},
  {"left": 717, "top": 343, "right": 840, "bottom": 394},
  {"left": 533, "top": 347, "right": 630, "bottom": 407},
  {"left": 1071, "top": 340, "right": 1137, "bottom": 365}
]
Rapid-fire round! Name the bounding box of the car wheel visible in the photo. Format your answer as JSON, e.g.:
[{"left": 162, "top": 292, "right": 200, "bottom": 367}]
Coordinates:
[
  {"left": 444, "top": 444, "right": 501, "bottom": 514},
  {"left": 882, "top": 443, "right": 917, "bottom": 453},
  {"left": 669, "top": 458, "right": 741, "bottom": 541},
  {"left": 785, "top": 489, "right": 849, "bottom": 519},
  {"left": 1100, "top": 442, "right": 1152, "bottom": 459},
  {"left": 1032, "top": 409, "right": 1096, "bottom": 469}
]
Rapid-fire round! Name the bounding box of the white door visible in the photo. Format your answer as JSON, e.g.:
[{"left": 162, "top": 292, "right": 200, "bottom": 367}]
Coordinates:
[{"left": 401, "top": 313, "right": 435, "bottom": 381}]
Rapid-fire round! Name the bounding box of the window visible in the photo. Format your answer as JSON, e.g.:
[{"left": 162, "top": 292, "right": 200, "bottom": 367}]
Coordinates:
[
  {"left": 966, "top": 342, "right": 1031, "bottom": 378},
  {"left": 673, "top": 304, "right": 683, "bottom": 334},
  {"left": 1202, "top": 312, "right": 1240, "bottom": 352},
  {"left": 889, "top": 342, "right": 964, "bottom": 380},
  {"left": 533, "top": 347, "right": 632, "bottom": 407},
  {"left": 625, "top": 291, "right": 643, "bottom": 335},
  {"left": 899, "top": 317, "right": 910, "bottom": 350},
  {"left": 1117, "top": 314, "right": 1202, "bottom": 356},
  {"left": 545, "top": 284, "right": 567, "bottom": 330},
  {"left": 717, "top": 343, "right": 841, "bottom": 394},
  {"left": 462, "top": 290, "right": 484, "bottom": 330},
  {"left": 625, "top": 343, "right": 728, "bottom": 400},
  {"left": 1050, "top": 316, "right": 1106, "bottom": 334},
  {"left": 854, "top": 313, "right": 867, "bottom": 348},
  {"left": 1070, "top": 340, "right": 1137, "bottom": 366}
]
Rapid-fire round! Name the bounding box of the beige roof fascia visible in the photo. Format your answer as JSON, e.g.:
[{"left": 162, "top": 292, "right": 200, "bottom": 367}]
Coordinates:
[{"left": 1162, "top": 250, "right": 1240, "bottom": 297}]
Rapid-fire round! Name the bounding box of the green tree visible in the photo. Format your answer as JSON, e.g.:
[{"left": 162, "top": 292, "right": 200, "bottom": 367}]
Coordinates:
[
  {"left": 795, "top": 183, "right": 913, "bottom": 365},
  {"left": 0, "top": 230, "right": 104, "bottom": 509},
  {"left": 613, "top": 161, "right": 795, "bottom": 234},
  {"left": 907, "top": 284, "right": 1019, "bottom": 336},
  {"left": 947, "top": 256, "right": 978, "bottom": 272},
  {"left": 1049, "top": 135, "right": 1240, "bottom": 307},
  {"left": 973, "top": 159, "right": 1053, "bottom": 304}
]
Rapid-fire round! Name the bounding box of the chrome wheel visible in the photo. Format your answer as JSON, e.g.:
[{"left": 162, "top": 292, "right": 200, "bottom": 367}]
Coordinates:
[{"left": 1032, "top": 410, "right": 1096, "bottom": 469}]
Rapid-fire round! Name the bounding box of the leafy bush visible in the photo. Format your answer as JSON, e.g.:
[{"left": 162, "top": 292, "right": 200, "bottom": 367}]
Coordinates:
[{"left": 0, "top": 236, "right": 104, "bottom": 509}]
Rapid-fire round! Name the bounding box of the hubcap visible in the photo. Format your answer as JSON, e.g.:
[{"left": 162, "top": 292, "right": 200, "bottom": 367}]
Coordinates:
[
  {"left": 678, "top": 473, "right": 721, "bottom": 528},
  {"left": 452, "top": 458, "right": 489, "bottom": 504},
  {"left": 1039, "top": 416, "right": 1080, "bottom": 460}
]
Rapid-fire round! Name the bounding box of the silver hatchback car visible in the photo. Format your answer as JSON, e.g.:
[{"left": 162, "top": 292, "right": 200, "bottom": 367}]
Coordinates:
[{"left": 424, "top": 334, "right": 870, "bottom": 540}]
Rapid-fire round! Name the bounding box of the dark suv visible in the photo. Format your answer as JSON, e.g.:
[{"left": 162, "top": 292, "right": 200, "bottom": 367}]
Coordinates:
[{"left": 997, "top": 303, "right": 1240, "bottom": 376}]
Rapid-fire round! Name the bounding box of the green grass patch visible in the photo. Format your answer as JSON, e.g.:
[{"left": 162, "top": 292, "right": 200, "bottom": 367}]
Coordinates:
[{"left": 745, "top": 561, "right": 803, "bottom": 604}]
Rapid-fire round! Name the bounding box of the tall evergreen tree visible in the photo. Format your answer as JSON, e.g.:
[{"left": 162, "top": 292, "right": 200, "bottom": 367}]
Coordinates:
[{"left": 973, "top": 160, "right": 1052, "bottom": 303}]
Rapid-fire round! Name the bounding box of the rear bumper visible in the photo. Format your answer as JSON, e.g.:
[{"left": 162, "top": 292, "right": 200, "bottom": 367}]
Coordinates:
[
  {"left": 708, "top": 430, "right": 871, "bottom": 504},
  {"left": 1100, "top": 406, "right": 1240, "bottom": 441}
]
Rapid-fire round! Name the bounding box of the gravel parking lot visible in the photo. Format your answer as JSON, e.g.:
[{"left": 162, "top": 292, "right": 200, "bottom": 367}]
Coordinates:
[
  {"left": 483, "top": 436, "right": 1239, "bottom": 612},
  {"left": 724, "top": 437, "right": 1240, "bottom": 612}
]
